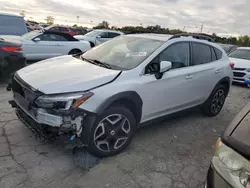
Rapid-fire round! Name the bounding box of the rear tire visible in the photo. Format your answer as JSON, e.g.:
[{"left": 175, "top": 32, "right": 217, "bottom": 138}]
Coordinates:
[
  {"left": 89, "top": 42, "right": 95, "bottom": 48},
  {"left": 87, "top": 106, "right": 136, "bottom": 157},
  {"left": 68, "top": 49, "right": 82, "bottom": 55},
  {"left": 201, "top": 84, "right": 227, "bottom": 117}
]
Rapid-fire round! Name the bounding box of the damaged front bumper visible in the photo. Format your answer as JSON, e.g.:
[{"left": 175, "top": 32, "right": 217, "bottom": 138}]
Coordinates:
[
  {"left": 7, "top": 74, "right": 97, "bottom": 148},
  {"left": 9, "top": 98, "right": 86, "bottom": 145}
]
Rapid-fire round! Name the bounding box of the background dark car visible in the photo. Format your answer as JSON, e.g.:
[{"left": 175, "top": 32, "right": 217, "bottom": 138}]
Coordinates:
[
  {"left": 72, "top": 27, "right": 88, "bottom": 35},
  {"left": 45, "top": 25, "right": 77, "bottom": 36},
  {"left": 206, "top": 102, "right": 250, "bottom": 188},
  {"left": 0, "top": 38, "right": 26, "bottom": 78}
]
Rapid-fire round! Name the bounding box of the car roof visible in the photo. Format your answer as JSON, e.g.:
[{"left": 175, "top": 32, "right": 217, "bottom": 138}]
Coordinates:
[
  {"left": 0, "top": 13, "right": 22, "bottom": 18},
  {"left": 94, "top": 29, "right": 123, "bottom": 34},
  {"left": 127, "top": 33, "right": 173, "bottom": 41}
]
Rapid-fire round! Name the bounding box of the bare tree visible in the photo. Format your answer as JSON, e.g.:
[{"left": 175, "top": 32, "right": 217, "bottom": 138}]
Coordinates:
[{"left": 45, "top": 16, "right": 55, "bottom": 24}]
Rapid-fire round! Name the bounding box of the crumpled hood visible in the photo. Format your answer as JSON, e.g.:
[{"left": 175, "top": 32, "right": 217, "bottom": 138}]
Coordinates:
[
  {"left": 230, "top": 57, "right": 250, "bottom": 68},
  {"left": 17, "top": 55, "right": 121, "bottom": 94}
]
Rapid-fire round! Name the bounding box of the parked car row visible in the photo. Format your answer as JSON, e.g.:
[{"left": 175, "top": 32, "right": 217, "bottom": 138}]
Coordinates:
[
  {"left": 0, "top": 30, "right": 91, "bottom": 61},
  {"left": 75, "top": 29, "right": 124, "bottom": 47}
]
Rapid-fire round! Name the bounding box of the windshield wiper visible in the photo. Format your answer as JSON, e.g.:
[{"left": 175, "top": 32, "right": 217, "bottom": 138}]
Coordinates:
[
  {"left": 81, "top": 57, "right": 111, "bottom": 69},
  {"left": 91, "top": 59, "right": 112, "bottom": 69}
]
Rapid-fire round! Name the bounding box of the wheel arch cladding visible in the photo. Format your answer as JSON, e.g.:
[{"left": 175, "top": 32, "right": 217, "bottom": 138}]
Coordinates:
[
  {"left": 96, "top": 91, "right": 143, "bottom": 124},
  {"left": 217, "top": 77, "right": 231, "bottom": 95}
]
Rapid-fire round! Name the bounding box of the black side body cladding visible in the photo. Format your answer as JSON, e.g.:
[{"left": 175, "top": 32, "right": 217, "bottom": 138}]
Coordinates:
[{"left": 96, "top": 91, "right": 143, "bottom": 124}]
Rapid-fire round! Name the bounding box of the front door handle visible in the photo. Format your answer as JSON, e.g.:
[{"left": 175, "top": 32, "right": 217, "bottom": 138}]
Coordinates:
[{"left": 185, "top": 75, "right": 193, "bottom": 80}]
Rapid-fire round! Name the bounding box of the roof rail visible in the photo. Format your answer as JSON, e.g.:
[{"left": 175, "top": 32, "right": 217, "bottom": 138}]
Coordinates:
[{"left": 169, "top": 33, "right": 214, "bottom": 42}]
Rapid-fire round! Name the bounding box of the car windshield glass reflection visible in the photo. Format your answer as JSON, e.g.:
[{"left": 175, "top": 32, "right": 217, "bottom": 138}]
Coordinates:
[
  {"left": 81, "top": 36, "right": 163, "bottom": 70},
  {"left": 229, "top": 49, "right": 250, "bottom": 60}
]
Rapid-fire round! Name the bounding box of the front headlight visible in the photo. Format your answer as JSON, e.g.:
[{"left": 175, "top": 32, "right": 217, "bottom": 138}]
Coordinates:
[
  {"left": 213, "top": 138, "right": 250, "bottom": 187},
  {"left": 35, "top": 92, "right": 93, "bottom": 110}
]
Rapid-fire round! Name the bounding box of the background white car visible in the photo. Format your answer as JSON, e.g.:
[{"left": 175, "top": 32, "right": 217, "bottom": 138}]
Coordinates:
[
  {"left": 74, "top": 29, "right": 123, "bottom": 47},
  {"left": 229, "top": 47, "right": 250, "bottom": 84},
  {"left": 1, "top": 30, "right": 91, "bottom": 61}
]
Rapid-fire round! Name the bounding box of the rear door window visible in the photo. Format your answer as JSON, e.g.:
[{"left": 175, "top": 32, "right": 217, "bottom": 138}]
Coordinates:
[
  {"left": 39, "top": 34, "right": 67, "bottom": 41},
  {"left": 191, "top": 43, "right": 212, "bottom": 65}
]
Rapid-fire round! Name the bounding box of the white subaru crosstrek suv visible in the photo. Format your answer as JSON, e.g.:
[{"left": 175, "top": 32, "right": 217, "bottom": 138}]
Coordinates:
[{"left": 8, "top": 33, "right": 233, "bottom": 157}]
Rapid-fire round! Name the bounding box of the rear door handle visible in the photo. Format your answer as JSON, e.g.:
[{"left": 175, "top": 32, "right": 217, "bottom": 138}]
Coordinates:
[
  {"left": 215, "top": 69, "right": 222, "bottom": 74},
  {"left": 185, "top": 75, "right": 193, "bottom": 80}
]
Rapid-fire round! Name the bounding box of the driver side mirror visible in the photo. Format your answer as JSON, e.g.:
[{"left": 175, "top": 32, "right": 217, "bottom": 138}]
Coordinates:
[
  {"left": 33, "top": 37, "right": 40, "bottom": 42},
  {"left": 155, "top": 61, "right": 172, "bottom": 80},
  {"left": 96, "top": 35, "right": 101, "bottom": 39},
  {"left": 160, "top": 61, "right": 172, "bottom": 73}
]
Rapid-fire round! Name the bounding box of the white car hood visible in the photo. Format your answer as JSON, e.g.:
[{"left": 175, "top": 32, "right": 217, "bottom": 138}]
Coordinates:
[
  {"left": 74, "top": 35, "right": 94, "bottom": 42},
  {"left": 17, "top": 55, "right": 121, "bottom": 94},
  {"left": 230, "top": 57, "right": 250, "bottom": 68}
]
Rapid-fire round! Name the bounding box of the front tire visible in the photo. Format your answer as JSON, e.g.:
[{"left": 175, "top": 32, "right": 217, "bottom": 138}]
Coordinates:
[
  {"left": 68, "top": 49, "right": 82, "bottom": 55},
  {"left": 87, "top": 106, "right": 136, "bottom": 157},
  {"left": 201, "top": 84, "right": 227, "bottom": 117}
]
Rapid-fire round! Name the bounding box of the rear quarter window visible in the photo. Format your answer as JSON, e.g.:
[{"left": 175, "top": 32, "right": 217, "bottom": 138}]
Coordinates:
[{"left": 214, "top": 48, "right": 223, "bottom": 60}]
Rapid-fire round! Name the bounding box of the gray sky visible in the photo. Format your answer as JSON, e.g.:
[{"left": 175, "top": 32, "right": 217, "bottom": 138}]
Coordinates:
[{"left": 1, "top": 0, "right": 249, "bottom": 36}]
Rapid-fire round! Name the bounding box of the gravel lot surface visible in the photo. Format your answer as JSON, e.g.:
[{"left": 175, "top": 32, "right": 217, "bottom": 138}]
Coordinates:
[{"left": 0, "top": 83, "right": 249, "bottom": 188}]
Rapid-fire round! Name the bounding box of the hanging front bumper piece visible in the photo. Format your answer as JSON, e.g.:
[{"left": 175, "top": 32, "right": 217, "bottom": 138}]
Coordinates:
[{"left": 7, "top": 74, "right": 87, "bottom": 146}]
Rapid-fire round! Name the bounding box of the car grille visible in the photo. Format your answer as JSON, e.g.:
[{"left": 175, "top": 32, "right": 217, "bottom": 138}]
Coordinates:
[
  {"left": 234, "top": 78, "right": 245, "bottom": 81},
  {"left": 12, "top": 74, "right": 42, "bottom": 103},
  {"left": 234, "top": 68, "right": 246, "bottom": 71},
  {"left": 233, "top": 72, "right": 246, "bottom": 77},
  {"left": 16, "top": 107, "right": 59, "bottom": 143}
]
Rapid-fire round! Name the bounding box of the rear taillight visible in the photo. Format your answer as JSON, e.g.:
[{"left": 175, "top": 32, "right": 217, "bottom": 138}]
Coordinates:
[
  {"left": 229, "top": 62, "right": 235, "bottom": 69},
  {"left": 1, "top": 47, "right": 22, "bottom": 52}
]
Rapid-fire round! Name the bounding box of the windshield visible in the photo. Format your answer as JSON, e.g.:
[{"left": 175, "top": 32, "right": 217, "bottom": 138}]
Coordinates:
[
  {"left": 21, "top": 31, "right": 39, "bottom": 40},
  {"left": 229, "top": 49, "right": 250, "bottom": 60},
  {"left": 85, "top": 30, "right": 102, "bottom": 37},
  {"left": 81, "top": 36, "right": 164, "bottom": 70}
]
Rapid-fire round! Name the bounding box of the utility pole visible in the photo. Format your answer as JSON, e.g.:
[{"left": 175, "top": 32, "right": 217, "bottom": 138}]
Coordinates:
[
  {"left": 200, "top": 23, "right": 203, "bottom": 33},
  {"left": 183, "top": 26, "right": 186, "bottom": 31},
  {"left": 77, "top": 16, "right": 79, "bottom": 24}
]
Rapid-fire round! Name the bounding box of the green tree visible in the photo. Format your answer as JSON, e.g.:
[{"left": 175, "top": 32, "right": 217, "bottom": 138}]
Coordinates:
[
  {"left": 94, "top": 21, "right": 109, "bottom": 29},
  {"left": 19, "top": 10, "right": 25, "bottom": 18},
  {"left": 45, "top": 16, "right": 55, "bottom": 24}
]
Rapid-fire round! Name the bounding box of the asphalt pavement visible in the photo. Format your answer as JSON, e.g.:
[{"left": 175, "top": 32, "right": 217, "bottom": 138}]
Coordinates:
[{"left": 0, "top": 82, "right": 249, "bottom": 188}]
